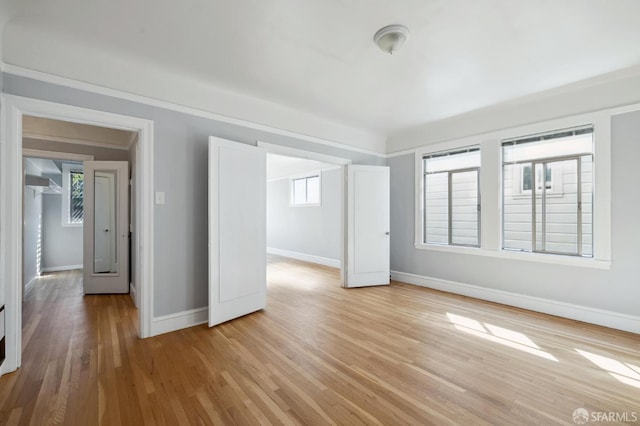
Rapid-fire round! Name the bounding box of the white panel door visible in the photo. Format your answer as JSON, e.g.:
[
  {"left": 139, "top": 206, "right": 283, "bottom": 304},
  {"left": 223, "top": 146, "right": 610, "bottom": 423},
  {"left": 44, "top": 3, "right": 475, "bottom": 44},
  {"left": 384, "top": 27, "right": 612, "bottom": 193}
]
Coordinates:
[
  {"left": 346, "top": 165, "right": 390, "bottom": 287},
  {"left": 209, "top": 136, "right": 266, "bottom": 327},
  {"left": 83, "top": 161, "right": 129, "bottom": 294}
]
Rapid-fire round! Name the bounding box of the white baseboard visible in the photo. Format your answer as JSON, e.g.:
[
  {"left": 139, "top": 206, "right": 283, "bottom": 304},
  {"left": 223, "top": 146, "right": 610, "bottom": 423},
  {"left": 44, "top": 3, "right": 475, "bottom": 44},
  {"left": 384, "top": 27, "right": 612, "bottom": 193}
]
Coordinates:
[
  {"left": 129, "top": 283, "right": 137, "bottom": 308},
  {"left": 42, "top": 264, "right": 83, "bottom": 273},
  {"left": 24, "top": 276, "right": 38, "bottom": 295},
  {"left": 150, "top": 307, "right": 208, "bottom": 336},
  {"left": 267, "top": 247, "right": 340, "bottom": 268},
  {"left": 391, "top": 271, "right": 640, "bottom": 334}
]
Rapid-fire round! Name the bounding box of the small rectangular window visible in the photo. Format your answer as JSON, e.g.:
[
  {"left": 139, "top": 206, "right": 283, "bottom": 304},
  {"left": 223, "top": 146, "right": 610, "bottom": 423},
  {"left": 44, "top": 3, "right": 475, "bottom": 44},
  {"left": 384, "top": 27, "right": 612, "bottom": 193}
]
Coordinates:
[
  {"left": 423, "top": 147, "right": 480, "bottom": 247},
  {"left": 502, "top": 126, "right": 593, "bottom": 257},
  {"left": 62, "top": 163, "right": 84, "bottom": 226},
  {"left": 291, "top": 175, "right": 321, "bottom": 206}
]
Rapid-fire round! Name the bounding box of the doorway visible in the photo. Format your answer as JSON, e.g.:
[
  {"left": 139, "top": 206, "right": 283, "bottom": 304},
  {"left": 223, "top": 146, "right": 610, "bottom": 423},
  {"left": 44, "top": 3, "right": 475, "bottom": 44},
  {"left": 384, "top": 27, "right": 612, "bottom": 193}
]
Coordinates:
[
  {"left": 265, "top": 151, "right": 345, "bottom": 289},
  {"left": 0, "top": 95, "right": 154, "bottom": 376},
  {"left": 260, "top": 141, "right": 351, "bottom": 284}
]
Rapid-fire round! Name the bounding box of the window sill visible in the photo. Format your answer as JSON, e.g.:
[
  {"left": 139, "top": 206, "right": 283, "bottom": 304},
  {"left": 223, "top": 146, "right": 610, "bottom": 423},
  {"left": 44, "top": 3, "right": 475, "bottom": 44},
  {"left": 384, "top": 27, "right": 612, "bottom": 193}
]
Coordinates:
[
  {"left": 290, "top": 203, "right": 321, "bottom": 208},
  {"left": 413, "top": 243, "right": 611, "bottom": 270},
  {"left": 62, "top": 222, "right": 83, "bottom": 228}
]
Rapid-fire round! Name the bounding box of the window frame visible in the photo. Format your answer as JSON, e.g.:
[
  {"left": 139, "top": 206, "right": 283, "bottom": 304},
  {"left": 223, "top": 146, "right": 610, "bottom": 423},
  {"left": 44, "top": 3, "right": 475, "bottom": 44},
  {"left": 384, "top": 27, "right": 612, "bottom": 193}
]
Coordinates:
[
  {"left": 290, "top": 173, "right": 321, "bottom": 207},
  {"left": 61, "top": 162, "right": 84, "bottom": 227},
  {"left": 422, "top": 147, "right": 481, "bottom": 248},
  {"left": 413, "top": 109, "right": 612, "bottom": 269}
]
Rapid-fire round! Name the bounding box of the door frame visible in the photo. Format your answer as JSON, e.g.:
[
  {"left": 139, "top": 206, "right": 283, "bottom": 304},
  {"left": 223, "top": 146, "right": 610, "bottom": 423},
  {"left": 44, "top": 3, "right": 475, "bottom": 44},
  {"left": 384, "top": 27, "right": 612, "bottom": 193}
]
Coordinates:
[
  {"left": 0, "top": 94, "right": 154, "bottom": 376},
  {"left": 257, "top": 141, "right": 351, "bottom": 284}
]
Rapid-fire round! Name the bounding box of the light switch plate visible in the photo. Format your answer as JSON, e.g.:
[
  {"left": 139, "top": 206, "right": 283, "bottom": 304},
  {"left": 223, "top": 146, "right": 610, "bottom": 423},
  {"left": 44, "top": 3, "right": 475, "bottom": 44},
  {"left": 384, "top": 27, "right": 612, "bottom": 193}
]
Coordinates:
[{"left": 155, "top": 191, "right": 165, "bottom": 205}]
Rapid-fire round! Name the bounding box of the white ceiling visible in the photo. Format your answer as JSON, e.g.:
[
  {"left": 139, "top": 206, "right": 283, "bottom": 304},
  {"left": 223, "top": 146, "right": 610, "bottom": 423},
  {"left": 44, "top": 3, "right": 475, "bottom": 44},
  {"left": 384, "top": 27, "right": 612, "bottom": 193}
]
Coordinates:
[
  {"left": 267, "top": 153, "right": 335, "bottom": 181},
  {"left": 3, "top": 0, "right": 640, "bottom": 146}
]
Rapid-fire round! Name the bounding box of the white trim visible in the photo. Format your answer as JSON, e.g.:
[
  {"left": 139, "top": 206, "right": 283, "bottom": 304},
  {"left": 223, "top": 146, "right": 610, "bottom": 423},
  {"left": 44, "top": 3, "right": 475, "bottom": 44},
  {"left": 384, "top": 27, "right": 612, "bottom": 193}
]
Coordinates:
[
  {"left": 0, "top": 94, "right": 154, "bottom": 377},
  {"left": 267, "top": 247, "right": 340, "bottom": 268},
  {"left": 130, "top": 283, "right": 137, "bottom": 308},
  {"left": 24, "top": 276, "right": 38, "bottom": 296},
  {"left": 41, "top": 264, "right": 83, "bottom": 272},
  {"left": 150, "top": 307, "right": 208, "bottom": 336},
  {"left": 267, "top": 165, "right": 341, "bottom": 183},
  {"left": 412, "top": 243, "right": 611, "bottom": 270},
  {"left": 258, "top": 141, "right": 353, "bottom": 164},
  {"left": 61, "top": 162, "right": 84, "bottom": 227},
  {"left": 608, "top": 102, "right": 640, "bottom": 117},
  {"left": 384, "top": 148, "right": 417, "bottom": 158},
  {"left": 391, "top": 271, "right": 640, "bottom": 334},
  {"left": 2, "top": 64, "right": 386, "bottom": 158},
  {"left": 22, "top": 149, "right": 94, "bottom": 162},
  {"left": 23, "top": 132, "right": 131, "bottom": 151}
]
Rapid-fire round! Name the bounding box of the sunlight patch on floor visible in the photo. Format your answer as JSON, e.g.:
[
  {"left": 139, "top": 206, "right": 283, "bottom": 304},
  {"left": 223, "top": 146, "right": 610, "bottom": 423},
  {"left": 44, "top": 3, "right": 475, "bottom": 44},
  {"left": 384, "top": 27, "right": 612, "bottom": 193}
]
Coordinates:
[
  {"left": 447, "top": 313, "right": 558, "bottom": 362},
  {"left": 576, "top": 349, "right": 640, "bottom": 389}
]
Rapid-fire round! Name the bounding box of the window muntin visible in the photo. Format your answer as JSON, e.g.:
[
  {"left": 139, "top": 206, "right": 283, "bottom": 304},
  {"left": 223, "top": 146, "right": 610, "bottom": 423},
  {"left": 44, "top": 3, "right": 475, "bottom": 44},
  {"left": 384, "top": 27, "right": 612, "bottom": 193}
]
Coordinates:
[
  {"left": 423, "top": 147, "right": 480, "bottom": 247},
  {"left": 502, "top": 126, "right": 593, "bottom": 257},
  {"left": 62, "top": 163, "right": 84, "bottom": 226},
  {"left": 291, "top": 175, "right": 320, "bottom": 206}
]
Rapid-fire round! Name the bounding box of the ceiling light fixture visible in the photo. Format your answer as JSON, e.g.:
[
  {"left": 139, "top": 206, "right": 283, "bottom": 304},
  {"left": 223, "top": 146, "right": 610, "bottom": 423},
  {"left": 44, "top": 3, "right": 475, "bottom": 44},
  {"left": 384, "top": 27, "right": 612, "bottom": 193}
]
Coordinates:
[{"left": 373, "top": 25, "right": 409, "bottom": 54}]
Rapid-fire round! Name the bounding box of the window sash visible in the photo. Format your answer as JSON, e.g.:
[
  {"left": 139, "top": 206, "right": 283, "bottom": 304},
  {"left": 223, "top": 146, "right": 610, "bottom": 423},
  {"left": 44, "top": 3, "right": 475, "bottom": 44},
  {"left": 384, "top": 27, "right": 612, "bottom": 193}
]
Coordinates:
[
  {"left": 423, "top": 166, "right": 480, "bottom": 247},
  {"left": 502, "top": 153, "right": 593, "bottom": 257}
]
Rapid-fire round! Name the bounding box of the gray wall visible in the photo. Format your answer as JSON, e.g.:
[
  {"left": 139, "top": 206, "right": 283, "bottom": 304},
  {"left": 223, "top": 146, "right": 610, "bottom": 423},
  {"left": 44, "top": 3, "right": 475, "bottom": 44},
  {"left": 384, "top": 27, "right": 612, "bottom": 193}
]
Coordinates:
[
  {"left": 2, "top": 73, "right": 383, "bottom": 316},
  {"left": 23, "top": 160, "right": 43, "bottom": 290},
  {"left": 267, "top": 168, "right": 341, "bottom": 261},
  {"left": 389, "top": 110, "right": 640, "bottom": 316}
]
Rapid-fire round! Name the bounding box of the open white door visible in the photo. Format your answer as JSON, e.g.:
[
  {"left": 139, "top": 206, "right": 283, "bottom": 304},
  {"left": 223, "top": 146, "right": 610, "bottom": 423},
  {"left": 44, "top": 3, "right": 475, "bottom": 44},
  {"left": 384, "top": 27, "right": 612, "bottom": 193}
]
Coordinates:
[
  {"left": 345, "top": 165, "right": 390, "bottom": 288},
  {"left": 83, "top": 161, "right": 129, "bottom": 294},
  {"left": 209, "top": 137, "right": 266, "bottom": 327}
]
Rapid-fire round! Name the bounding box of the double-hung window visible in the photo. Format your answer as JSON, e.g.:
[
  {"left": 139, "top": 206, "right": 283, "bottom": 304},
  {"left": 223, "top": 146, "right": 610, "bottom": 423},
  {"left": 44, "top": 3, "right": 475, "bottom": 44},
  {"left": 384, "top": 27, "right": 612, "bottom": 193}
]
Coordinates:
[
  {"left": 423, "top": 147, "right": 481, "bottom": 247},
  {"left": 502, "top": 126, "right": 593, "bottom": 257},
  {"left": 62, "top": 163, "right": 84, "bottom": 226}
]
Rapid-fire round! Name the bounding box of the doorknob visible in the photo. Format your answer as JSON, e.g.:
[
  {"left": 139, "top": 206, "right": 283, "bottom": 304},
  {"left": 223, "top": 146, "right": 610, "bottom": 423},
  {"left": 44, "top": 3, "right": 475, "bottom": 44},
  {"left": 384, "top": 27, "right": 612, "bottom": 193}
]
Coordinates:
[
  {"left": 385, "top": 232, "right": 390, "bottom": 235},
  {"left": 104, "top": 229, "right": 110, "bottom": 232}
]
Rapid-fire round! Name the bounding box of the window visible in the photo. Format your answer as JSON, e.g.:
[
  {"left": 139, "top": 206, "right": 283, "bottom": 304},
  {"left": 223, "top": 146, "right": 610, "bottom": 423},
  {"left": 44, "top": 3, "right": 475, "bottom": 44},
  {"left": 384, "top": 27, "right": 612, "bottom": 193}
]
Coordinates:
[
  {"left": 522, "top": 164, "right": 552, "bottom": 192},
  {"left": 422, "top": 147, "right": 480, "bottom": 247},
  {"left": 291, "top": 175, "right": 320, "bottom": 206},
  {"left": 502, "top": 126, "right": 593, "bottom": 257},
  {"left": 62, "top": 163, "right": 84, "bottom": 226}
]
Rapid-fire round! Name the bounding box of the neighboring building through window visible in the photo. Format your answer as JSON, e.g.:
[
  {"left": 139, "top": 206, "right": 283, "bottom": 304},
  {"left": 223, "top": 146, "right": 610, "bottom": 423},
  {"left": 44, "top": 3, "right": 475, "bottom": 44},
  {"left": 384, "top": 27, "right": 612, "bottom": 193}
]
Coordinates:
[
  {"left": 291, "top": 174, "right": 320, "bottom": 206},
  {"left": 423, "top": 147, "right": 480, "bottom": 247},
  {"left": 62, "top": 163, "right": 84, "bottom": 226},
  {"left": 522, "top": 164, "right": 552, "bottom": 192},
  {"left": 502, "top": 126, "right": 593, "bottom": 257}
]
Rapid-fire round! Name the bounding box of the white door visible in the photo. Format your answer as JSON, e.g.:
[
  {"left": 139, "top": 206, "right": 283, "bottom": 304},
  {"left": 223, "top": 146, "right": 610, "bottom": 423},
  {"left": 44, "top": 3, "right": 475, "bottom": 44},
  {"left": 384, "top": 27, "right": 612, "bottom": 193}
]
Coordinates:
[
  {"left": 83, "top": 161, "right": 129, "bottom": 294},
  {"left": 345, "top": 165, "right": 390, "bottom": 287},
  {"left": 209, "top": 137, "right": 266, "bottom": 327}
]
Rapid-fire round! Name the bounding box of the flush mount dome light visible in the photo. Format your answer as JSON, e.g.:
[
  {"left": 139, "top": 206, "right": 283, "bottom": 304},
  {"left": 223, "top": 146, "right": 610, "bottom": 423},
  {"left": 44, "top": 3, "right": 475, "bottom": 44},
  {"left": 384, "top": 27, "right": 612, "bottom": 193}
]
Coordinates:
[{"left": 373, "top": 25, "right": 409, "bottom": 54}]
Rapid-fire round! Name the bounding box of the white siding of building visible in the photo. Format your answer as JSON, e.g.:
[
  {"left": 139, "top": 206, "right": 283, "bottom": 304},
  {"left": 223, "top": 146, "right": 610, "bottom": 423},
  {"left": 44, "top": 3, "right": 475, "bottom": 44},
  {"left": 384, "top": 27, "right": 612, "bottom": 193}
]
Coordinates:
[
  {"left": 503, "top": 158, "right": 592, "bottom": 255},
  {"left": 425, "top": 170, "right": 479, "bottom": 246}
]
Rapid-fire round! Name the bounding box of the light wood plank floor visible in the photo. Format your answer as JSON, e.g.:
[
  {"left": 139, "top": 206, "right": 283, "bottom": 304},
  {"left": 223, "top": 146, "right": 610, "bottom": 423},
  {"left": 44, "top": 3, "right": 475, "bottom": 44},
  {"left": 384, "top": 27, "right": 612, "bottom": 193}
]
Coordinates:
[{"left": 0, "top": 257, "right": 638, "bottom": 425}]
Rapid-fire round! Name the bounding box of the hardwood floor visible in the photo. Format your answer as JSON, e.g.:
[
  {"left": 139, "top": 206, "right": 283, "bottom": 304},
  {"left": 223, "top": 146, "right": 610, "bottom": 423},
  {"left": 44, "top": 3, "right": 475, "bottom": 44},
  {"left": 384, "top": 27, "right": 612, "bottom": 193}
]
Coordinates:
[{"left": 0, "top": 258, "right": 638, "bottom": 425}]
